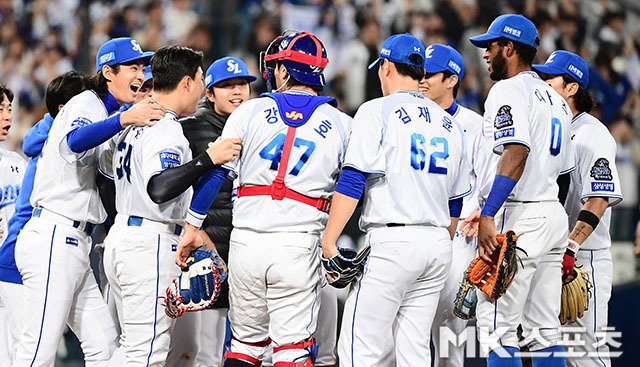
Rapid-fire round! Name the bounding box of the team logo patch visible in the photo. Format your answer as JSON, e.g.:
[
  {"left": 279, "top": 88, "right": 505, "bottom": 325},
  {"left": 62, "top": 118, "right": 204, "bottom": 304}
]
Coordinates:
[
  {"left": 285, "top": 111, "right": 304, "bottom": 121},
  {"left": 71, "top": 117, "right": 92, "bottom": 128},
  {"left": 592, "top": 182, "right": 614, "bottom": 192},
  {"left": 66, "top": 237, "right": 79, "bottom": 246},
  {"left": 494, "top": 105, "right": 513, "bottom": 129},
  {"left": 159, "top": 151, "right": 181, "bottom": 169},
  {"left": 590, "top": 158, "right": 612, "bottom": 181},
  {"left": 494, "top": 128, "right": 515, "bottom": 140}
]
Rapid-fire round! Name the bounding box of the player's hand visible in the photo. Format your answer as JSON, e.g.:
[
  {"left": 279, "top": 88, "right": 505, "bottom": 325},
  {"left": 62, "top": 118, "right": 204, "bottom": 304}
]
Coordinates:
[
  {"left": 176, "top": 223, "right": 204, "bottom": 268},
  {"left": 477, "top": 216, "right": 498, "bottom": 263},
  {"left": 321, "top": 239, "right": 340, "bottom": 283},
  {"left": 120, "top": 97, "right": 165, "bottom": 128},
  {"left": 207, "top": 137, "right": 242, "bottom": 165},
  {"left": 459, "top": 210, "right": 480, "bottom": 238}
]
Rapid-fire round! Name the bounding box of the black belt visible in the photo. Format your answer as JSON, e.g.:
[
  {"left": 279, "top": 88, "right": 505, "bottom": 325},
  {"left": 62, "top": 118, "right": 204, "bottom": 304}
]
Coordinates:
[
  {"left": 32, "top": 207, "right": 95, "bottom": 235},
  {"left": 386, "top": 223, "right": 405, "bottom": 227}
]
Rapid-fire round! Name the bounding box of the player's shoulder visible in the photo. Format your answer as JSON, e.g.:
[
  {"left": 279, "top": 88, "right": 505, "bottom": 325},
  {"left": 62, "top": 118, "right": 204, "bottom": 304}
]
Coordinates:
[
  {"left": 573, "top": 113, "right": 614, "bottom": 144},
  {"left": 455, "top": 105, "right": 483, "bottom": 129},
  {"left": 0, "top": 148, "right": 26, "bottom": 166}
]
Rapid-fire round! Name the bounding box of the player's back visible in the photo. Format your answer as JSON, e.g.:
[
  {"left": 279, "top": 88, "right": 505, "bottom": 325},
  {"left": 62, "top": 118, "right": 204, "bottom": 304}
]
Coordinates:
[
  {"left": 221, "top": 91, "right": 352, "bottom": 233},
  {"left": 112, "top": 111, "right": 192, "bottom": 225},
  {"left": 483, "top": 71, "right": 574, "bottom": 202},
  {"left": 346, "top": 91, "right": 469, "bottom": 230},
  {"left": 451, "top": 104, "right": 484, "bottom": 218},
  {"left": 31, "top": 90, "right": 114, "bottom": 223}
]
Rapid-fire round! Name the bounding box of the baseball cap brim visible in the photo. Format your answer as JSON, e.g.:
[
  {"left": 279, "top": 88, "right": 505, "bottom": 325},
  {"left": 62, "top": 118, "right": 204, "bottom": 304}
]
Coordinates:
[
  {"left": 424, "top": 63, "right": 447, "bottom": 74},
  {"left": 208, "top": 74, "right": 258, "bottom": 89},
  {"left": 469, "top": 33, "right": 497, "bottom": 48},
  {"left": 531, "top": 64, "right": 564, "bottom": 76},
  {"left": 368, "top": 57, "right": 382, "bottom": 70},
  {"left": 120, "top": 51, "right": 154, "bottom": 67}
]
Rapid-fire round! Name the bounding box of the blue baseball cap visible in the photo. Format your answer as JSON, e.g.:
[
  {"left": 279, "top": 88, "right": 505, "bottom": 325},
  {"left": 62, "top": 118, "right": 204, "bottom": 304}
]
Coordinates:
[
  {"left": 143, "top": 66, "right": 153, "bottom": 83},
  {"left": 205, "top": 57, "right": 257, "bottom": 89},
  {"left": 368, "top": 33, "right": 425, "bottom": 70},
  {"left": 469, "top": 14, "right": 539, "bottom": 49},
  {"left": 96, "top": 37, "right": 154, "bottom": 73},
  {"left": 424, "top": 44, "right": 464, "bottom": 78},
  {"left": 532, "top": 50, "right": 589, "bottom": 88}
]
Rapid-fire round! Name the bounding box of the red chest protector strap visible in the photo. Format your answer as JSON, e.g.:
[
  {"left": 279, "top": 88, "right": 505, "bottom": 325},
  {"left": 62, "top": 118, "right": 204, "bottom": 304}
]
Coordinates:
[{"left": 237, "top": 126, "right": 330, "bottom": 213}]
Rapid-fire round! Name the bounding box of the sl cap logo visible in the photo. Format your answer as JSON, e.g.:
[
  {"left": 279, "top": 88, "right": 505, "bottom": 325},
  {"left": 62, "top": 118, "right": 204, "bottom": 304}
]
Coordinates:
[
  {"left": 546, "top": 52, "right": 557, "bottom": 64},
  {"left": 131, "top": 39, "right": 142, "bottom": 53},
  {"left": 285, "top": 111, "right": 304, "bottom": 120},
  {"left": 227, "top": 59, "right": 242, "bottom": 74},
  {"left": 425, "top": 45, "right": 434, "bottom": 59}
]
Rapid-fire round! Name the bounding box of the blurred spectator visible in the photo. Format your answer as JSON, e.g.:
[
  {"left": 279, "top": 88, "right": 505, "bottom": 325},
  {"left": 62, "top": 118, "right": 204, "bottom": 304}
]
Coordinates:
[
  {"left": 163, "top": 0, "right": 198, "bottom": 43},
  {"left": 610, "top": 115, "right": 640, "bottom": 241},
  {"left": 589, "top": 43, "right": 633, "bottom": 125},
  {"left": 110, "top": 4, "right": 140, "bottom": 38},
  {"left": 133, "top": 0, "right": 167, "bottom": 51}
]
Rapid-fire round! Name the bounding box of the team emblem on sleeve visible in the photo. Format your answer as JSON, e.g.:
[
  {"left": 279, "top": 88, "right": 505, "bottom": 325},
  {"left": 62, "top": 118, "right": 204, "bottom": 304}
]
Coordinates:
[
  {"left": 494, "top": 105, "right": 514, "bottom": 129},
  {"left": 590, "top": 158, "right": 613, "bottom": 181}
]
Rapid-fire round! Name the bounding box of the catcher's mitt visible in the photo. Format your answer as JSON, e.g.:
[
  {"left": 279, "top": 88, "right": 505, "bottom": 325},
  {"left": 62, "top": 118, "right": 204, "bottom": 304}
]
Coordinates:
[
  {"left": 559, "top": 266, "right": 592, "bottom": 325},
  {"left": 453, "top": 273, "right": 478, "bottom": 320},
  {"left": 467, "top": 230, "right": 522, "bottom": 300},
  {"left": 321, "top": 246, "right": 371, "bottom": 289},
  {"left": 163, "top": 246, "right": 228, "bottom": 318}
]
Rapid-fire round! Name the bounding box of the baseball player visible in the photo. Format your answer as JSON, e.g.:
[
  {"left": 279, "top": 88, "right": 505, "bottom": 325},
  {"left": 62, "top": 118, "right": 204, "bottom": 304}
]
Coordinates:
[
  {"left": 13, "top": 37, "right": 163, "bottom": 366},
  {"left": 102, "top": 45, "right": 241, "bottom": 367},
  {"left": 469, "top": 15, "right": 574, "bottom": 366},
  {"left": 0, "top": 72, "right": 87, "bottom": 364},
  {"left": 420, "top": 43, "right": 484, "bottom": 367},
  {"left": 533, "top": 51, "right": 622, "bottom": 367},
  {"left": 0, "top": 84, "right": 27, "bottom": 363},
  {"left": 175, "top": 31, "right": 352, "bottom": 367},
  {"left": 178, "top": 56, "right": 256, "bottom": 367},
  {"left": 321, "top": 33, "right": 470, "bottom": 367}
]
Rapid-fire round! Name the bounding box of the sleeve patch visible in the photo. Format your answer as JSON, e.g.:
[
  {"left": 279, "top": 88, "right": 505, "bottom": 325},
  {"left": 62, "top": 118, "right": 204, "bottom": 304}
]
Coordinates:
[
  {"left": 494, "top": 128, "right": 515, "bottom": 140},
  {"left": 494, "top": 105, "right": 513, "bottom": 129},
  {"left": 590, "top": 158, "right": 612, "bottom": 181},
  {"left": 159, "top": 151, "right": 181, "bottom": 169},
  {"left": 591, "top": 182, "right": 615, "bottom": 192},
  {"left": 71, "top": 117, "right": 92, "bottom": 128}
]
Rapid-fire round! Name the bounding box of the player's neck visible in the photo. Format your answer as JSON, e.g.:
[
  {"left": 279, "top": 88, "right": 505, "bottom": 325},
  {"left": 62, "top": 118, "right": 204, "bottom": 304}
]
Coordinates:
[
  {"left": 281, "top": 85, "right": 318, "bottom": 96},
  {"left": 151, "top": 93, "right": 183, "bottom": 116},
  {"left": 506, "top": 64, "right": 531, "bottom": 79},
  {"left": 568, "top": 100, "right": 580, "bottom": 119},
  {"left": 436, "top": 94, "right": 455, "bottom": 111},
  {"left": 384, "top": 78, "right": 419, "bottom": 96}
]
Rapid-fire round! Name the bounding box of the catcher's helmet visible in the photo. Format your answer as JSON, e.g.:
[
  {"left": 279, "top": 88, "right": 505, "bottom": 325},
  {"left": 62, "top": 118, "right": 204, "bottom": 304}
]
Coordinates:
[{"left": 260, "top": 31, "right": 329, "bottom": 91}]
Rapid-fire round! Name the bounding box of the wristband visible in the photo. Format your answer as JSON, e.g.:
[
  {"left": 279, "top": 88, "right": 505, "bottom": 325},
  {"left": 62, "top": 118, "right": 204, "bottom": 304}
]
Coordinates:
[
  {"left": 577, "top": 209, "right": 599, "bottom": 230},
  {"left": 480, "top": 175, "right": 517, "bottom": 217},
  {"left": 567, "top": 238, "right": 579, "bottom": 256}
]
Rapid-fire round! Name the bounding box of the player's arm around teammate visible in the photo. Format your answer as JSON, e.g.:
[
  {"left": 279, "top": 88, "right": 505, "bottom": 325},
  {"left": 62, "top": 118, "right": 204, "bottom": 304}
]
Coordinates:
[
  {"left": 12, "top": 37, "right": 157, "bottom": 367},
  {"left": 534, "top": 50, "right": 622, "bottom": 367}
]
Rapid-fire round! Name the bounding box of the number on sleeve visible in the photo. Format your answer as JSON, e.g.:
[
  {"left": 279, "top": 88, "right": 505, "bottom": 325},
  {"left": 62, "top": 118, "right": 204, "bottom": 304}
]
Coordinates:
[{"left": 550, "top": 117, "right": 562, "bottom": 156}]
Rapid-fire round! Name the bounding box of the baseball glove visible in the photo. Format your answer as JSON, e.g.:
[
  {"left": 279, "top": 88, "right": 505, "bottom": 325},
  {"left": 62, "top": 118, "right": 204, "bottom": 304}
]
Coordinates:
[
  {"left": 163, "top": 246, "right": 228, "bottom": 318},
  {"left": 559, "top": 266, "right": 592, "bottom": 325},
  {"left": 321, "top": 246, "right": 371, "bottom": 289},
  {"left": 467, "top": 230, "right": 522, "bottom": 300},
  {"left": 453, "top": 273, "right": 478, "bottom": 320}
]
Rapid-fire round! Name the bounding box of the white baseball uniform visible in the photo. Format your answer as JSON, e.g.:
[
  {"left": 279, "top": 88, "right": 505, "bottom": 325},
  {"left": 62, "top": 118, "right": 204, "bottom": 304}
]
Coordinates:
[
  {"left": 13, "top": 90, "right": 119, "bottom": 367},
  {"left": 475, "top": 71, "right": 575, "bottom": 353},
  {"left": 0, "top": 148, "right": 26, "bottom": 363},
  {"left": 219, "top": 90, "right": 351, "bottom": 364},
  {"left": 564, "top": 112, "right": 621, "bottom": 367},
  {"left": 432, "top": 102, "right": 484, "bottom": 367},
  {"left": 103, "top": 110, "right": 193, "bottom": 367},
  {"left": 338, "top": 91, "right": 470, "bottom": 367}
]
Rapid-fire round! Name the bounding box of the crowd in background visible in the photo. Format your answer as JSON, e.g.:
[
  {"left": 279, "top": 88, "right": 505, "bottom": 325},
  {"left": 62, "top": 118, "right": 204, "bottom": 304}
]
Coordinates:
[{"left": 1, "top": 0, "right": 639, "bottom": 242}]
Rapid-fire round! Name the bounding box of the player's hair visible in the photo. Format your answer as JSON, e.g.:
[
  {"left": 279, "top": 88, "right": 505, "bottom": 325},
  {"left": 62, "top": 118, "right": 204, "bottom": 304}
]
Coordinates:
[
  {"left": 46, "top": 71, "right": 88, "bottom": 117},
  {"left": 561, "top": 74, "right": 594, "bottom": 113},
  {"left": 151, "top": 45, "right": 204, "bottom": 93},
  {"left": 385, "top": 54, "right": 425, "bottom": 81},
  {"left": 0, "top": 84, "right": 14, "bottom": 103},
  {"left": 442, "top": 70, "right": 460, "bottom": 98},
  {"left": 87, "top": 64, "right": 121, "bottom": 99},
  {"left": 496, "top": 37, "right": 537, "bottom": 66},
  {"left": 275, "top": 60, "right": 324, "bottom": 94}
]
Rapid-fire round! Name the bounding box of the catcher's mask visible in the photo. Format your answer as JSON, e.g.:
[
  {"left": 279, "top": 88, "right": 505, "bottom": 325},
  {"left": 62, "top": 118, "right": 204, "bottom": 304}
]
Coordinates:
[{"left": 259, "top": 30, "right": 329, "bottom": 92}]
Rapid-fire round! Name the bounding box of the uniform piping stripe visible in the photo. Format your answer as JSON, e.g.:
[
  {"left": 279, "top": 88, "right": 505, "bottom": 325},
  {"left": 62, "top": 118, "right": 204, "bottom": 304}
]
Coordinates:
[
  {"left": 590, "top": 251, "right": 606, "bottom": 367},
  {"left": 30, "top": 224, "right": 57, "bottom": 367},
  {"left": 305, "top": 281, "right": 319, "bottom": 336},
  {"left": 145, "top": 235, "right": 161, "bottom": 367},
  {"left": 106, "top": 284, "right": 110, "bottom": 304},
  {"left": 351, "top": 273, "right": 365, "bottom": 367}
]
